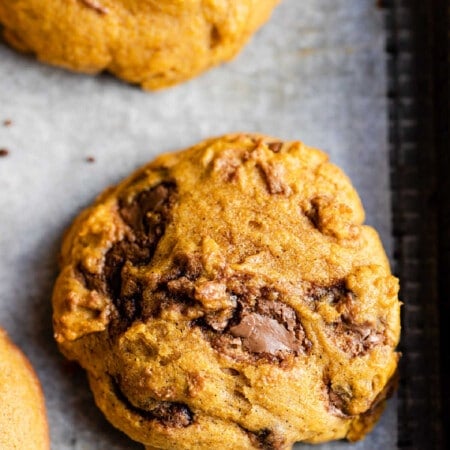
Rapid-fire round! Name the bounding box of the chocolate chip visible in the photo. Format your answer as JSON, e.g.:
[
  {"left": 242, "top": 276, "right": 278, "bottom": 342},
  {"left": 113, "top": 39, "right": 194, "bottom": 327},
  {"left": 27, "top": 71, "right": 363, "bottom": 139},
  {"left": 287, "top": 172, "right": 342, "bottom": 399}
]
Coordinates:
[
  {"left": 267, "top": 142, "right": 283, "bottom": 153},
  {"left": 86, "top": 156, "right": 95, "bottom": 163},
  {"left": 3, "top": 119, "right": 12, "bottom": 127},
  {"left": 0, "top": 148, "right": 9, "bottom": 157}
]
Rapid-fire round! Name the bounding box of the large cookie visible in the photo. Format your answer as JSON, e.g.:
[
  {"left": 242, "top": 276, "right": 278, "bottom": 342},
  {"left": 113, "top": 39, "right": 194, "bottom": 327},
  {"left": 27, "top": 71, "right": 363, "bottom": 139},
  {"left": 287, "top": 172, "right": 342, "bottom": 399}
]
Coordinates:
[
  {"left": 0, "top": 328, "right": 49, "bottom": 450},
  {"left": 0, "top": 0, "right": 279, "bottom": 90},
  {"left": 52, "top": 134, "right": 401, "bottom": 449}
]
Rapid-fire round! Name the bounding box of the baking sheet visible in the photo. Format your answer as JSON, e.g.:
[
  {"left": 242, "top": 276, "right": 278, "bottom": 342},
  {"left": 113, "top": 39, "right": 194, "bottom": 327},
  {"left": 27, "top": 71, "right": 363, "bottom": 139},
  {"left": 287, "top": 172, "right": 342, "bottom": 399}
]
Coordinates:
[{"left": 0, "top": 1, "right": 394, "bottom": 448}]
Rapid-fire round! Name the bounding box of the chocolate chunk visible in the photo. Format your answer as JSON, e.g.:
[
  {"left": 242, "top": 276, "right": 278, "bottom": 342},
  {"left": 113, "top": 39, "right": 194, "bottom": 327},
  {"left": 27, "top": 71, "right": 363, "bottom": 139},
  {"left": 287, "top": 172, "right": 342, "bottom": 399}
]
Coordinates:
[
  {"left": 267, "top": 142, "right": 283, "bottom": 153},
  {"left": 77, "top": 182, "right": 177, "bottom": 334},
  {"left": 331, "top": 317, "right": 385, "bottom": 357},
  {"left": 258, "top": 162, "right": 292, "bottom": 196},
  {"left": 3, "top": 119, "right": 12, "bottom": 127},
  {"left": 255, "top": 296, "right": 297, "bottom": 331},
  {"left": 246, "top": 428, "right": 286, "bottom": 450},
  {"left": 230, "top": 313, "right": 302, "bottom": 354},
  {"left": 150, "top": 402, "right": 193, "bottom": 428},
  {"left": 103, "top": 240, "right": 151, "bottom": 298},
  {"left": 111, "top": 377, "right": 193, "bottom": 428},
  {"left": 119, "top": 182, "right": 176, "bottom": 240},
  {"left": 197, "top": 282, "right": 310, "bottom": 363},
  {"left": 306, "top": 282, "right": 348, "bottom": 305},
  {"left": 0, "top": 148, "right": 9, "bottom": 157},
  {"left": 212, "top": 149, "right": 242, "bottom": 182}
]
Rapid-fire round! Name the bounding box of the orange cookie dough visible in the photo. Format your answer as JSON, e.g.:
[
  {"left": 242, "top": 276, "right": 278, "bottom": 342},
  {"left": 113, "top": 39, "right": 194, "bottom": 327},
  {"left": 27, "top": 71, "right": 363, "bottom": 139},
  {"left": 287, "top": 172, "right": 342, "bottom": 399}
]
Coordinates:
[
  {"left": 0, "top": 328, "right": 49, "bottom": 450},
  {"left": 0, "top": 0, "right": 280, "bottom": 89},
  {"left": 53, "top": 134, "right": 401, "bottom": 449}
]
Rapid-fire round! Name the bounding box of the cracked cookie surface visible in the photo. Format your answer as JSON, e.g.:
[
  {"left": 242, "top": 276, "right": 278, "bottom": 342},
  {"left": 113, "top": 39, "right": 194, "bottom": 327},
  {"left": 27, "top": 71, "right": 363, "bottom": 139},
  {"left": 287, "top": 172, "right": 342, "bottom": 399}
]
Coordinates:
[
  {"left": 52, "top": 133, "right": 401, "bottom": 449},
  {"left": 0, "top": 0, "right": 279, "bottom": 90}
]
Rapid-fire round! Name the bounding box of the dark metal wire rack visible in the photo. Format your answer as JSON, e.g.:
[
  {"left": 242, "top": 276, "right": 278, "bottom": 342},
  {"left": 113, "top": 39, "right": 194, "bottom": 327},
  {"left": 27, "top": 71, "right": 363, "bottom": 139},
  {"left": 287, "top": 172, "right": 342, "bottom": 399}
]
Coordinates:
[{"left": 386, "top": 1, "right": 449, "bottom": 449}]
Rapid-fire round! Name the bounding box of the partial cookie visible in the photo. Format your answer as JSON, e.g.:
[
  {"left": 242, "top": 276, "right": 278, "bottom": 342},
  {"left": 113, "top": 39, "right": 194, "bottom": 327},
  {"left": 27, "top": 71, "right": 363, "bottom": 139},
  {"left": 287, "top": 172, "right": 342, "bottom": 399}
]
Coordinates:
[
  {"left": 53, "top": 133, "right": 401, "bottom": 449},
  {"left": 0, "top": 328, "right": 49, "bottom": 450},
  {"left": 0, "top": 0, "right": 279, "bottom": 90}
]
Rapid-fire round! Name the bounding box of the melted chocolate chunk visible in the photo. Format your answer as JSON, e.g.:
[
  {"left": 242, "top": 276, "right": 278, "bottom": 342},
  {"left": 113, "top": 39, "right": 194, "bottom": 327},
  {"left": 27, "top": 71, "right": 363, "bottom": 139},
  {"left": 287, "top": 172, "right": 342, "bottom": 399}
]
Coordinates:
[
  {"left": 197, "top": 283, "right": 311, "bottom": 364},
  {"left": 77, "top": 182, "right": 177, "bottom": 333},
  {"left": 229, "top": 313, "right": 300, "bottom": 354},
  {"left": 306, "top": 282, "right": 385, "bottom": 357},
  {"left": 111, "top": 377, "right": 193, "bottom": 428},
  {"left": 331, "top": 317, "right": 385, "bottom": 357},
  {"left": 119, "top": 182, "right": 176, "bottom": 242}
]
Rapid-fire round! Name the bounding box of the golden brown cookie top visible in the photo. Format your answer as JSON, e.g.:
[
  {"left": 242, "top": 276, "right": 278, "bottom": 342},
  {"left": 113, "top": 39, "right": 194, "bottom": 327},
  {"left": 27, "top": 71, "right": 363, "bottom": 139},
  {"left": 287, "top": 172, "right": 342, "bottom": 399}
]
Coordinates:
[
  {"left": 0, "top": 0, "right": 280, "bottom": 89},
  {"left": 0, "top": 328, "right": 50, "bottom": 450},
  {"left": 53, "top": 134, "right": 400, "bottom": 449}
]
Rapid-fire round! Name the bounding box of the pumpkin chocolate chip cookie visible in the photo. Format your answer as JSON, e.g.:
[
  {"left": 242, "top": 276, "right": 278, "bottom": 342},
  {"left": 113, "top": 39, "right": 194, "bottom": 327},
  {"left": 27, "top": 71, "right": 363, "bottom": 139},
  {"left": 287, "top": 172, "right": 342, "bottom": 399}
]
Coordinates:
[
  {"left": 0, "top": 0, "right": 280, "bottom": 90},
  {"left": 52, "top": 134, "right": 401, "bottom": 449},
  {"left": 0, "top": 328, "right": 49, "bottom": 450}
]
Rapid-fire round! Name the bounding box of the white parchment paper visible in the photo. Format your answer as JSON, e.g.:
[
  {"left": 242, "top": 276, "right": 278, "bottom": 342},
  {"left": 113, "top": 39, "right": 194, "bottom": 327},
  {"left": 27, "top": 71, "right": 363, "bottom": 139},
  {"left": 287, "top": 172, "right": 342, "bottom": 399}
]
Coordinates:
[{"left": 0, "top": 1, "right": 394, "bottom": 448}]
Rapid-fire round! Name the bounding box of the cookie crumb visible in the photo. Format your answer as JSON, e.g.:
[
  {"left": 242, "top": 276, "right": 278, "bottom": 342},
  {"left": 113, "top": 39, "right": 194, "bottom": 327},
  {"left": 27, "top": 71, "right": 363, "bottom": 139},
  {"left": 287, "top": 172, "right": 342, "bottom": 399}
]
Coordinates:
[
  {"left": 0, "top": 148, "right": 9, "bottom": 157},
  {"left": 86, "top": 156, "right": 96, "bottom": 163},
  {"left": 3, "top": 119, "right": 12, "bottom": 127},
  {"left": 79, "top": 0, "right": 109, "bottom": 15}
]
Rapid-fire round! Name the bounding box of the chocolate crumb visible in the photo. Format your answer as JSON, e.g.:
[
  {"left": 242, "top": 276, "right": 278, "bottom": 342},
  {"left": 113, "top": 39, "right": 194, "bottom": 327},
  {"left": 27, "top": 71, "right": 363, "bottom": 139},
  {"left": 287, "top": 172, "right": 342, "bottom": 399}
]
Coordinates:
[
  {"left": 3, "top": 119, "right": 12, "bottom": 127},
  {"left": 86, "top": 156, "right": 96, "bottom": 163},
  {"left": 0, "top": 148, "right": 9, "bottom": 157}
]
